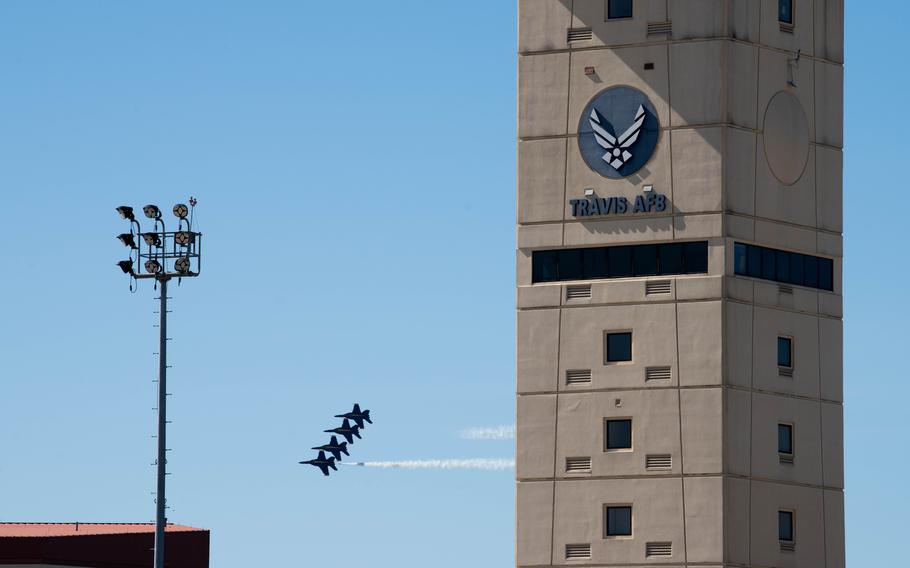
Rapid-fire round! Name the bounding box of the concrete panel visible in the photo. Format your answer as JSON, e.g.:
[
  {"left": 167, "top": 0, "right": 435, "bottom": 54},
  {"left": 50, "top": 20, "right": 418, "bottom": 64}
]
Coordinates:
[
  {"left": 817, "top": 231, "right": 841, "bottom": 259},
  {"left": 726, "top": 213, "right": 755, "bottom": 241},
  {"left": 757, "top": 50, "right": 816, "bottom": 141},
  {"left": 574, "top": 0, "right": 668, "bottom": 48},
  {"left": 517, "top": 249, "right": 532, "bottom": 286},
  {"left": 725, "top": 388, "right": 751, "bottom": 476},
  {"left": 678, "top": 301, "right": 723, "bottom": 387},
  {"left": 751, "top": 393, "right": 823, "bottom": 486},
  {"left": 588, "top": 278, "right": 674, "bottom": 306},
  {"left": 724, "top": 476, "right": 751, "bottom": 565},
  {"left": 519, "top": 52, "right": 570, "bottom": 138},
  {"left": 683, "top": 476, "right": 724, "bottom": 563},
  {"left": 517, "top": 481, "right": 554, "bottom": 566},
  {"left": 518, "top": 0, "right": 572, "bottom": 53},
  {"left": 818, "top": 318, "right": 843, "bottom": 402},
  {"left": 752, "top": 306, "right": 821, "bottom": 399},
  {"left": 824, "top": 490, "right": 846, "bottom": 568},
  {"left": 759, "top": 0, "right": 815, "bottom": 57},
  {"left": 726, "top": 43, "right": 759, "bottom": 129},
  {"left": 754, "top": 218, "right": 816, "bottom": 253},
  {"left": 519, "top": 138, "right": 568, "bottom": 224},
  {"left": 729, "top": 0, "right": 760, "bottom": 42},
  {"left": 669, "top": 0, "right": 725, "bottom": 40},
  {"left": 563, "top": 216, "right": 673, "bottom": 246},
  {"left": 725, "top": 300, "right": 753, "bottom": 388},
  {"left": 518, "top": 308, "right": 560, "bottom": 393},
  {"left": 559, "top": 303, "right": 679, "bottom": 390},
  {"left": 824, "top": 0, "right": 845, "bottom": 63},
  {"left": 821, "top": 402, "right": 844, "bottom": 489},
  {"left": 518, "top": 394, "right": 558, "bottom": 479},
  {"left": 517, "top": 223, "right": 563, "bottom": 249},
  {"left": 816, "top": 146, "right": 843, "bottom": 233},
  {"left": 674, "top": 213, "right": 722, "bottom": 240},
  {"left": 671, "top": 128, "right": 723, "bottom": 213},
  {"left": 518, "top": 284, "right": 562, "bottom": 309},
  {"left": 725, "top": 129, "right": 757, "bottom": 216},
  {"left": 818, "top": 290, "right": 842, "bottom": 319},
  {"left": 676, "top": 275, "right": 723, "bottom": 301},
  {"left": 553, "top": 478, "right": 685, "bottom": 565},
  {"left": 814, "top": 62, "right": 843, "bottom": 148},
  {"left": 750, "top": 480, "right": 826, "bottom": 568},
  {"left": 726, "top": 276, "right": 754, "bottom": 303},
  {"left": 669, "top": 41, "right": 723, "bottom": 127},
  {"left": 755, "top": 143, "right": 817, "bottom": 228},
  {"left": 556, "top": 390, "right": 681, "bottom": 478},
  {"left": 680, "top": 388, "right": 723, "bottom": 473}
]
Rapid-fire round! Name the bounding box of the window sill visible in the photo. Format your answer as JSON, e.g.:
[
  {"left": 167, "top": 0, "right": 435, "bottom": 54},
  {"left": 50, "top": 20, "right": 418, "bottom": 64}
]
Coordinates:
[
  {"left": 779, "top": 453, "right": 794, "bottom": 465},
  {"left": 778, "top": 366, "right": 794, "bottom": 378}
]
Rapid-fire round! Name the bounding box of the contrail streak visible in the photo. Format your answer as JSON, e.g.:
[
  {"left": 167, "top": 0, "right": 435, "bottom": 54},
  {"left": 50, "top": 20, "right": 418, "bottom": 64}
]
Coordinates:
[
  {"left": 459, "top": 425, "right": 515, "bottom": 440},
  {"left": 341, "top": 459, "right": 515, "bottom": 471}
]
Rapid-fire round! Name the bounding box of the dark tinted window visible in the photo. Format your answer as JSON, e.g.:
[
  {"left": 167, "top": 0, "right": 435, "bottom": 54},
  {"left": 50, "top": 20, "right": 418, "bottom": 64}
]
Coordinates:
[
  {"left": 532, "top": 250, "right": 558, "bottom": 283},
  {"left": 747, "top": 245, "right": 762, "bottom": 278},
  {"left": 818, "top": 258, "right": 834, "bottom": 291},
  {"left": 779, "top": 511, "right": 794, "bottom": 542},
  {"left": 804, "top": 255, "right": 818, "bottom": 288},
  {"left": 778, "top": 424, "right": 793, "bottom": 455},
  {"left": 559, "top": 249, "right": 583, "bottom": 281},
  {"left": 584, "top": 247, "right": 608, "bottom": 280},
  {"left": 633, "top": 245, "right": 659, "bottom": 277},
  {"left": 779, "top": 0, "right": 793, "bottom": 24},
  {"left": 776, "top": 251, "right": 791, "bottom": 283},
  {"left": 734, "top": 243, "right": 747, "bottom": 275},
  {"left": 606, "top": 332, "right": 632, "bottom": 363},
  {"left": 778, "top": 337, "right": 793, "bottom": 368},
  {"left": 733, "top": 242, "right": 834, "bottom": 291},
  {"left": 659, "top": 243, "right": 684, "bottom": 274},
  {"left": 606, "top": 506, "right": 633, "bottom": 537},
  {"left": 606, "top": 419, "right": 632, "bottom": 450},
  {"left": 608, "top": 246, "right": 633, "bottom": 278},
  {"left": 608, "top": 0, "right": 633, "bottom": 19},
  {"left": 790, "top": 253, "right": 804, "bottom": 286},
  {"left": 684, "top": 241, "right": 709, "bottom": 274},
  {"left": 762, "top": 248, "right": 777, "bottom": 281}
]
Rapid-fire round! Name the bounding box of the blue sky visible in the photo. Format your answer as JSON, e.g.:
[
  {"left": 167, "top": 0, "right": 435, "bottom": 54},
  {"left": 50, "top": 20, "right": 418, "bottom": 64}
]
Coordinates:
[{"left": 0, "top": 1, "right": 905, "bottom": 566}]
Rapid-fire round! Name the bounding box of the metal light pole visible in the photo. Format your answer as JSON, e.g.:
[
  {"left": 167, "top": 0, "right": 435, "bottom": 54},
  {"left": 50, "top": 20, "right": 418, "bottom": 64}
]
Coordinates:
[{"left": 115, "top": 200, "right": 203, "bottom": 568}]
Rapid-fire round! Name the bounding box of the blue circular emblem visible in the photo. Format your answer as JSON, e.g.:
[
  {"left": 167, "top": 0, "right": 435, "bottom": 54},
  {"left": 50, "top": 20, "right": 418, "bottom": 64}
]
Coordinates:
[{"left": 578, "top": 86, "right": 660, "bottom": 179}]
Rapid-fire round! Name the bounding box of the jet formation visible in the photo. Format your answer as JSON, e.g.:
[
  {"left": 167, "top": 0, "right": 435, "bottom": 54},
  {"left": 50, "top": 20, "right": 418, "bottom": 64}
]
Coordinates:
[{"left": 299, "top": 403, "right": 372, "bottom": 476}]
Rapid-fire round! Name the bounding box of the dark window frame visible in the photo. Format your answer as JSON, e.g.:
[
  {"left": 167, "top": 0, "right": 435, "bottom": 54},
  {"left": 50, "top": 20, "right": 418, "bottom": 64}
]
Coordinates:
[
  {"left": 605, "top": 418, "right": 633, "bottom": 451},
  {"left": 778, "top": 0, "right": 794, "bottom": 24},
  {"left": 605, "top": 505, "right": 633, "bottom": 537},
  {"left": 733, "top": 242, "right": 834, "bottom": 292},
  {"left": 778, "top": 336, "right": 793, "bottom": 369},
  {"left": 778, "top": 423, "right": 794, "bottom": 455},
  {"left": 607, "top": 0, "right": 633, "bottom": 20},
  {"left": 779, "top": 510, "right": 795, "bottom": 542},
  {"left": 605, "top": 331, "right": 633, "bottom": 364}
]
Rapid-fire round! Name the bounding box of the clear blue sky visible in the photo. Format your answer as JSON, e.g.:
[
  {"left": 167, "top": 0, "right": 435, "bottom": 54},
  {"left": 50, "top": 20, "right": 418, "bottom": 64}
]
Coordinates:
[{"left": 0, "top": 1, "right": 903, "bottom": 566}]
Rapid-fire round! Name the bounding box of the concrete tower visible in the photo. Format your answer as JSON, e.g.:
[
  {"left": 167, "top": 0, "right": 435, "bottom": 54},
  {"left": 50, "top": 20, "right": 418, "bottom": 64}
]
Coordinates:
[{"left": 516, "top": 2, "right": 844, "bottom": 567}]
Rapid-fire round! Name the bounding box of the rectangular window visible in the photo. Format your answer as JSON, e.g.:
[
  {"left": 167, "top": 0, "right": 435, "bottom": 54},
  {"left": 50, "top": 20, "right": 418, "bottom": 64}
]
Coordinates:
[
  {"left": 606, "top": 332, "right": 632, "bottom": 363},
  {"left": 606, "top": 506, "right": 633, "bottom": 537},
  {"left": 777, "top": 337, "right": 793, "bottom": 368},
  {"left": 530, "top": 241, "right": 708, "bottom": 284},
  {"left": 606, "top": 419, "right": 632, "bottom": 450},
  {"left": 608, "top": 0, "right": 633, "bottom": 20},
  {"left": 778, "top": 423, "right": 793, "bottom": 455},
  {"left": 732, "top": 242, "right": 834, "bottom": 292},
  {"left": 779, "top": 0, "right": 793, "bottom": 24},
  {"left": 779, "top": 511, "right": 794, "bottom": 542}
]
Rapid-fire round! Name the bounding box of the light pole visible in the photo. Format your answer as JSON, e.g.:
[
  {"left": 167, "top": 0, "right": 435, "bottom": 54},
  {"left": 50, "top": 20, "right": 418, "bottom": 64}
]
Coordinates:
[{"left": 115, "top": 200, "right": 203, "bottom": 568}]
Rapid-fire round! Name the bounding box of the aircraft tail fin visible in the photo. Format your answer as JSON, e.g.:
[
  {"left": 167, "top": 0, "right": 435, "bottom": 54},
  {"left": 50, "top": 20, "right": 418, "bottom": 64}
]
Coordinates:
[
  {"left": 353, "top": 403, "right": 361, "bottom": 413},
  {"left": 363, "top": 409, "right": 372, "bottom": 424}
]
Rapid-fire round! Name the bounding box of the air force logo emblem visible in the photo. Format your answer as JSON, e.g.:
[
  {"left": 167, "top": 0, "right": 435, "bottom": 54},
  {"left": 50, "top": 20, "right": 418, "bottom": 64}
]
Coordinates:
[{"left": 578, "top": 86, "right": 660, "bottom": 179}]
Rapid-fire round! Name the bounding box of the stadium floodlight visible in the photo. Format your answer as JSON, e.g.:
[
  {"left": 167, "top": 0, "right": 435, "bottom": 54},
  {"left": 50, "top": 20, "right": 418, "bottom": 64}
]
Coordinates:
[
  {"left": 142, "top": 233, "right": 162, "bottom": 247},
  {"left": 144, "top": 259, "right": 161, "bottom": 273},
  {"left": 174, "top": 257, "right": 191, "bottom": 274},
  {"left": 174, "top": 231, "right": 193, "bottom": 246},
  {"left": 173, "top": 203, "right": 189, "bottom": 219},
  {"left": 116, "top": 206, "right": 135, "bottom": 221},
  {"left": 117, "top": 260, "right": 134, "bottom": 274},
  {"left": 117, "top": 233, "right": 138, "bottom": 249},
  {"left": 143, "top": 204, "right": 162, "bottom": 219}
]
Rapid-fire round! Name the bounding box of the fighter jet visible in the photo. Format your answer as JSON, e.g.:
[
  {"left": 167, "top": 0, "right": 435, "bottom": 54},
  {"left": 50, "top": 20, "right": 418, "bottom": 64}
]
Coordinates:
[
  {"left": 335, "top": 403, "right": 372, "bottom": 429},
  {"left": 312, "top": 435, "right": 349, "bottom": 462},
  {"left": 299, "top": 451, "right": 338, "bottom": 476},
  {"left": 324, "top": 418, "right": 361, "bottom": 444}
]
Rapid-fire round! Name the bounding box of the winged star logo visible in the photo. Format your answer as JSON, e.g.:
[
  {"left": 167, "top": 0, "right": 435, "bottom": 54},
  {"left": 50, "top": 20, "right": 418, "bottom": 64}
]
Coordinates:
[{"left": 589, "top": 104, "right": 646, "bottom": 170}]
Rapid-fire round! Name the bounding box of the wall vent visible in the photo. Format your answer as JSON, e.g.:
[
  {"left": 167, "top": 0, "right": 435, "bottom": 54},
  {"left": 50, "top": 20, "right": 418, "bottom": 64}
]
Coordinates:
[
  {"left": 567, "top": 27, "right": 593, "bottom": 42},
  {"left": 565, "top": 543, "right": 592, "bottom": 560},
  {"left": 645, "top": 280, "right": 672, "bottom": 295},
  {"left": 566, "top": 369, "right": 593, "bottom": 385},
  {"left": 780, "top": 541, "right": 796, "bottom": 552},
  {"left": 566, "top": 457, "right": 592, "bottom": 473},
  {"left": 566, "top": 284, "right": 592, "bottom": 300},
  {"left": 646, "top": 541, "right": 673, "bottom": 557},
  {"left": 779, "top": 284, "right": 794, "bottom": 294},
  {"left": 779, "top": 453, "right": 794, "bottom": 465},
  {"left": 780, "top": 22, "right": 795, "bottom": 34},
  {"left": 646, "top": 454, "right": 672, "bottom": 470},
  {"left": 779, "top": 366, "right": 794, "bottom": 378},
  {"left": 645, "top": 366, "right": 672, "bottom": 382},
  {"left": 647, "top": 21, "right": 672, "bottom": 36}
]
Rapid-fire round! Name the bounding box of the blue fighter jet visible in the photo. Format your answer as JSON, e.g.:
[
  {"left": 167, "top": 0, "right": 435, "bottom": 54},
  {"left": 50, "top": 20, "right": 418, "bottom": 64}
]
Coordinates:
[{"left": 300, "top": 451, "right": 338, "bottom": 476}]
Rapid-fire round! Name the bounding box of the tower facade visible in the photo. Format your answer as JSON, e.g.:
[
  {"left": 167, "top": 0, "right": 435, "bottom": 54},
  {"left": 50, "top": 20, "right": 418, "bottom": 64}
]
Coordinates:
[{"left": 516, "top": 2, "right": 844, "bottom": 567}]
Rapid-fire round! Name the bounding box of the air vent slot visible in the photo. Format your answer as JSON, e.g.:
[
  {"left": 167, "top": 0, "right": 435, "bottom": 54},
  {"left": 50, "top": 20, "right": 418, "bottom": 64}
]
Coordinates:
[
  {"left": 566, "top": 369, "right": 593, "bottom": 385},
  {"left": 779, "top": 454, "right": 794, "bottom": 465},
  {"left": 567, "top": 27, "right": 593, "bottom": 42},
  {"left": 645, "top": 366, "right": 672, "bottom": 382},
  {"left": 566, "top": 284, "right": 592, "bottom": 300},
  {"left": 780, "top": 23, "right": 794, "bottom": 34},
  {"left": 646, "top": 454, "right": 672, "bottom": 470},
  {"left": 646, "top": 541, "right": 673, "bottom": 557},
  {"left": 779, "top": 284, "right": 794, "bottom": 294},
  {"left": 780, "top": 541, "right": 796, "bottom": 552},
  {"left": 647, "top": 21, "right": 672, "bottom": 36},
  {"left": 779, "top": 366, "right": 794, "bottom": 378},
  {"left": 565, "top": 543, "right": 592, "bottom": 560},
  {"left": 566, "top": 457, "right": 592, "bottom": 473},
  {"left": 645, "top": 280, "right": 672, "bottom": 295}
]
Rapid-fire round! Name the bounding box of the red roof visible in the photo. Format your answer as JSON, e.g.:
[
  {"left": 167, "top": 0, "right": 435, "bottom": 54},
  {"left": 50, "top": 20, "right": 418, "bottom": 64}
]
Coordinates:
[{"left": 0, "top": 523, "right": 203, "bottom": 538}]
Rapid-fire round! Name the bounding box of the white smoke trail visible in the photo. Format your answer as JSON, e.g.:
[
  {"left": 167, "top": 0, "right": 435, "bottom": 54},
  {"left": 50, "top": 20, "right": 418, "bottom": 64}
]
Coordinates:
[
  {"left": 459, "top": 425, "right": 516, "bottom": 440},
  {"left": 342, "top": 459, "right": 515, "bottom": 471}
]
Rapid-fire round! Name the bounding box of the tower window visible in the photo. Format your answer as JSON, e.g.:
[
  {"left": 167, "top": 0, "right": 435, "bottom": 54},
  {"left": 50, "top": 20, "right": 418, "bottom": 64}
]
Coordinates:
[
  {"left": 779, "top": 0, "right": 793, "bottom": 24},
  {"left": 605, "top": 506, "right": 633, "bottom": 537},
  {"left": 778, "top": 423, "right": 793, "bottom": 455},
  {"left": 608, "top": 0, "right": 633, "bottom": 20},
  {"left": 605, "top": 419, "right": 633, "bottom": 450},
  {"left": 733, "top": 242, "right": 834, "bottom": 292},
  {"left": 779, "top": 510, "right": 794, "bottom": 542},
  {"left": 605, "top": 332, "right": 633, "bottom": 363},
  {"left": 778, "top": 337, "right": 793, "bottom": 369},
  {"left": 531, "top": 241, "right": 708, "bottom": 284}
]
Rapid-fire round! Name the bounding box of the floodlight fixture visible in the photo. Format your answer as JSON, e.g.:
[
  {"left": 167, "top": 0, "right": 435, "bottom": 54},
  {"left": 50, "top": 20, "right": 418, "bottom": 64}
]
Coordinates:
[
  {"left": 117, "top": 260, "right": 134, "bottom": 274},
  {"left": 144, "top": 259, "right": 161, "bottom": 274},
  {"left": 143, "top": 204, "right": 162, "bottom": 219},
  {"left": 174, "top": 257, "right": 191, "bottom": 274},
  {"left": 142, "top": 233, "right": 162, "bottom": 247},
  {"left": 116, "top": 206, "right": 135, "bottom": 221},
  {"left": 117, "top": 233, "right": 138, "bottom": 249},
  {"left": 174, "top": 231, "right": 194, "bottom": 246},
  {"left": 173, "top": 203, "right": 189, "bottom": 219}
]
